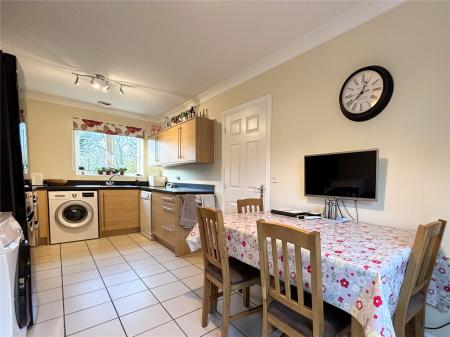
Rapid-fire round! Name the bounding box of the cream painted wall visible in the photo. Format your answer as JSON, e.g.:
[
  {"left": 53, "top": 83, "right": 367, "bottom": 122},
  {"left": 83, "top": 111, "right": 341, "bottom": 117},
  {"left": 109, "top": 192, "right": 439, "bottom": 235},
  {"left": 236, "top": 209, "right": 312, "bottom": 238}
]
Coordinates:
[
  {"left": 164, "top": 2, "right": 450, "bottom": 331},
  {"left": 26, "top": 98, "right": 160, "bottom": 181},
  {"left": 164, "top": 2, "right": 450, "bottom": 247}
]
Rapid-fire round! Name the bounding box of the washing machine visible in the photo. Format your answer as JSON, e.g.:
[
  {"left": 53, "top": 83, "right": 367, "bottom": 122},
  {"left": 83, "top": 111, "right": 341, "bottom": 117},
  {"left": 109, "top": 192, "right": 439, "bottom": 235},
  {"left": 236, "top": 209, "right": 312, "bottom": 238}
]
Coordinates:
[
  {"left": 0, "top": 212, "right": 32, "bottom": 337},
  {"left": 49, "top": 191, "right": 99, "bottom": 244}
]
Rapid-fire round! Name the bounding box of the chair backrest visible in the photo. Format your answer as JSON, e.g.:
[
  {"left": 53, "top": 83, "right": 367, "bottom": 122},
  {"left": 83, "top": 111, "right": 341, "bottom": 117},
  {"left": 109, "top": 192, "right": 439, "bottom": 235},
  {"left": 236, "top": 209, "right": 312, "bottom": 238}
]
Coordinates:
[
  {"left": 257, "top": 219, "right": 324, "bottom": 337},
  {"left": 196, "top": 207, "right": 230, "bottom": 277},
  {"left": 237, "top": 198, "right": 264, "bottom": 214},
  {"left": 395, "top": 219, "right": 446, "bottom": 322}
]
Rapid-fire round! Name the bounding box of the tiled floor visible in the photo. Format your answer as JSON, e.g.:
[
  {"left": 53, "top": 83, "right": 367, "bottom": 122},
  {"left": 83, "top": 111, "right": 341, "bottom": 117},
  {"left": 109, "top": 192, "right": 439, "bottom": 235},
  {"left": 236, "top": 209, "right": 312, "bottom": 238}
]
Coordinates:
[{"left": 28, "top": 233, "right": 276, "bottom": 337}]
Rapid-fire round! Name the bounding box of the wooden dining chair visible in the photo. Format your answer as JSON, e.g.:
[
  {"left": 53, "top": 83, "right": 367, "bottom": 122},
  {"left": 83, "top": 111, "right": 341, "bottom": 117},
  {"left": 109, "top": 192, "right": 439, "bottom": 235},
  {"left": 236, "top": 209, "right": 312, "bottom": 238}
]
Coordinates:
[
  {"left": 393, "top": 219, "right": 447, "bottom": 337},
  {"left": 237, "top": 198, "right": 264, "bottom": 214},
  {"left": 196, "top": 207, "right": 262, "bottom": 336},
  {"left": 257, "top": 219, "right": 351, "bottom": 337}
]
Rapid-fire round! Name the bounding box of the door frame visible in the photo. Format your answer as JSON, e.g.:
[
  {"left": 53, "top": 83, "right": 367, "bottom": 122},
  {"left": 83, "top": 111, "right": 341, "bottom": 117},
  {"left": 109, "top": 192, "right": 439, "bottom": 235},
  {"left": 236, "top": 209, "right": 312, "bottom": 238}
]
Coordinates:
[{"left": 221, "top": 94, "right": 272, "bottom": 212}]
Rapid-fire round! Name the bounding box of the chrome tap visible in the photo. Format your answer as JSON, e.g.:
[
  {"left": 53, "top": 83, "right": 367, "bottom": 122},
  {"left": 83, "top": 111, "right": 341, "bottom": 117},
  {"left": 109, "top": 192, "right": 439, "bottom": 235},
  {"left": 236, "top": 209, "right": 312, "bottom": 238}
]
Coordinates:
[{"left": 106, "top": 173, "right": 120, "bottom": 186}]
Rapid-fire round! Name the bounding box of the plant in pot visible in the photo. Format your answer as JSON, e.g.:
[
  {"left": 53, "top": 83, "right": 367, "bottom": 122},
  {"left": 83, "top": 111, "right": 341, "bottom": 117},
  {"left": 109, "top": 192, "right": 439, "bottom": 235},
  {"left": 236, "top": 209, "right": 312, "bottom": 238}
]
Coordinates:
[
  {"left": 78, "top": 166, "right": 85, "bottom": 175},
  {"left": 180, "top": 111, "right": 189, "bottom": 122},
  {"left": 97, "top": 167, "right": 105, "bottom": 175},
  {"left": 119, "top": 167, "right": 127, "bottom": 175},
  {"left": 112, "top": 168, "right": 119, "bottom": 174},
  {"left": 105, "top": 167, "right": 112, "bottom": 175}
]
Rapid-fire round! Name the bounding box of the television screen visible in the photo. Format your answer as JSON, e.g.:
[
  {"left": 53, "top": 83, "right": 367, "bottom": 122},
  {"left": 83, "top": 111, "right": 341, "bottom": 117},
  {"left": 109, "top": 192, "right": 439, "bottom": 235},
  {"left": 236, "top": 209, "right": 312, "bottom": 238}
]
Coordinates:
[{"left": 304, "top": 150, "right": 378, "bottom": 200}]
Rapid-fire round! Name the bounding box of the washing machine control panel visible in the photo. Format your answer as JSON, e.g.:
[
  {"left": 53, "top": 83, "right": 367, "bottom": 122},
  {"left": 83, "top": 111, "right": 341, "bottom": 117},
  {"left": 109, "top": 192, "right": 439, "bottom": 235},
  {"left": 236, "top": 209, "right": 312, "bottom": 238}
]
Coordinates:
[{"left": 82, "top": 192, "right": 95, "bottom": 198}]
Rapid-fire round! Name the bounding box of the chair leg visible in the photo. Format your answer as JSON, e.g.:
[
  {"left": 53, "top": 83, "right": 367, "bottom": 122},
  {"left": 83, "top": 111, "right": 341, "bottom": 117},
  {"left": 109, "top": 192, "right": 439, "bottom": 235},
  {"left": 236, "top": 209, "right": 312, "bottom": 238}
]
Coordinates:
[
  {"left": 414, "top": 308, "right": 425, "bottom": 337},
  {"left": 209, "top": 283, "right": 219, "bottom": 313},
  {"left": 202, "top": 277, "right": 210, "bottom": 327},
  {"left": 262, "top": 304, "right": 270, "bottom": 337},
  {"left": 243, "top": 287, "right": 250, "bottom": 308},
  {"left": 221, "top": 285, "right": 231, "bottom": 337}
]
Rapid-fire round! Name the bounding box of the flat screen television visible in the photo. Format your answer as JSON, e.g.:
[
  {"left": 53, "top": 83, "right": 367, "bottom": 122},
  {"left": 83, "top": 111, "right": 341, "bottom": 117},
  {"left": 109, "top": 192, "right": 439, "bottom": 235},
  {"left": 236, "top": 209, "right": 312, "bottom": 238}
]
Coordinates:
[{"left": 304, "top": 149, "right": 378, "bottom": 200}]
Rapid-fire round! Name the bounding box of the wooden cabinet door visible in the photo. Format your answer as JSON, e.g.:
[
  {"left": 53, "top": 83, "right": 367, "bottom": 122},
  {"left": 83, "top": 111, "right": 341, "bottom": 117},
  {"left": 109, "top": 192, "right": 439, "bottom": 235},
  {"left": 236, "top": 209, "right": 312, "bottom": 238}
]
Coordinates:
[
  {"left": 158, "top": 127, "right": 178, "bottom": 164},
  {"left": 148, "top": 136, "right": 160, "bottom": 166},
  {"left": 99, "top": 190, "right": 140, "bottom": 235},
  {"left": 178, "top": 119, "right": 196, "bottom": 163}
]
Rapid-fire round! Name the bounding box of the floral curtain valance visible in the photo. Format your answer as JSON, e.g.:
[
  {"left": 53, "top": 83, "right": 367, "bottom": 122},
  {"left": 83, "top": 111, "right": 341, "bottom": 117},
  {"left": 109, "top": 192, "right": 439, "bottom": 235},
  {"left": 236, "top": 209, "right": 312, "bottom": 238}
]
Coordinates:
[{"left": 72, "top": 117, "right": 145, "bottom": 139}]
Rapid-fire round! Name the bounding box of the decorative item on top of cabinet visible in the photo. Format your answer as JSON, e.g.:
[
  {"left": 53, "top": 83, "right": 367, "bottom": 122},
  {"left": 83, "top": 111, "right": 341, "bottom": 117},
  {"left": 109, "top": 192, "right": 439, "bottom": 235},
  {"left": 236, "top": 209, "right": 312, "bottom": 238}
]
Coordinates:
[
  {"left": 151, "top": 192, "right": 192, "bottom": 256},
  {"left": 99, "top": 189, "right": 140, "bottom": 237},
  {"left": 148, "top": 117, "right": 214, "bottom": 166}
]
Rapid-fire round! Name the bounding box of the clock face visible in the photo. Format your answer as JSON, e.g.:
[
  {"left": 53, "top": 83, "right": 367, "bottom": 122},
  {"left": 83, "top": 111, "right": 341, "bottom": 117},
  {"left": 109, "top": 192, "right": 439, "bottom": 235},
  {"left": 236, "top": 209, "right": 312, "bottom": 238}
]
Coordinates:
[
  {"left": 339, "top": 66, "right": 393, "bottom": 122},
  {"left": 341, "top": 70, "right": 384, "bottom": 114}
]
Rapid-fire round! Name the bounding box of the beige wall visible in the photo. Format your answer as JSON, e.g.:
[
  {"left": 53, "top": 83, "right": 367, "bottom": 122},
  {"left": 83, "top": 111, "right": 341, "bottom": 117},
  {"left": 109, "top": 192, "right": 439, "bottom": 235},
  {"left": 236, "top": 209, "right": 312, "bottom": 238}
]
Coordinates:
[
  {"left": 164, "top": 1, "right": 450, "bottom": 253},
  {"left": 26, "top": 98, "right": 160, "bottom": 181}
]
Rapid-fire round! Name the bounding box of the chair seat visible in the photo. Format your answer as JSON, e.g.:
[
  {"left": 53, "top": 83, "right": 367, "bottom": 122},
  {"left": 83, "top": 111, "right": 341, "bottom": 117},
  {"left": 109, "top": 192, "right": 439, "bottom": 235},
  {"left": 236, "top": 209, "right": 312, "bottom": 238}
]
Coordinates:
[
  {"left": 268, "top": 295, "right": 351, "bottom": 337},
  {"left": 205, "top": 257, "right": 260, "bottom": 285}
]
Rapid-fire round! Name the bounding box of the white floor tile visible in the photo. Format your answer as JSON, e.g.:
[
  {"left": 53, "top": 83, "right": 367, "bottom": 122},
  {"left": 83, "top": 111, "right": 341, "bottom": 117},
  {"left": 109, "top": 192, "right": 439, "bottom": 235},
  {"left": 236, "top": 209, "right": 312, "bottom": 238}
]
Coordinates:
[
  {"left": 119, "top": 247, "right": 145, "bottom": 256},
  {"left": 161, "top": 259, "right": 191, "bottom": 270},
  {"left": 141, "top": 271, "right": 178, "bottom": 289},
  {"left": 102, "top": 270, "right": 139, "bottom": 287},
  {"left": 170, "top": 265, "right": 202, "bottom": 279},
  {"left": 230, "top": 311, "right": 265, "bottom": 337},
  {"left": 27, "top": 316, "right": 64, "bottom": 337},
  {"left": 33, "top": 276, "right": 62, "bottom": 293},
  {"left": 123, "top": 251, "right": 151, "bottom": 262},
  {"left": 62, "top": 261, "right": 97, "bottom": 275},
  {"left": 63, "top": 269, "right": 100, "bottom": 286},
  {"left": 128, "top": 257, "right": 158, "bottom": 269},
  {"left": 153, "top": 253, "right": 178, "bottom": 263},
  {"left": 107, "top": 279, "right": 148, "bottom": 300},
  {"left": 95, "top": 256, "right": 125, "bottom": 268},
  {"left": 181, "top": 274, "right": 204, "bottom": 290},
  {"left": 134, "top": 263, "right": 167, "bottom": 278},
  {"left": 92, "top": 251, "right": 121, "bottom": 260},
  {"left": 65, "top": 302, "right": 117, "bottom": 335},
  {"left": 61, "top": 255, "right": 94, "bottom": 267},
  {"left": 113, "top": 290, "right": 158, "bottom": 316},
  {"left": 33, "top": 299, "right": 64, "bottom": 324},
  {"left": 32, "top": 287, "right": 62, "bottom": 307},
  {"left": 64, "top": 288, "right": 111, "bottom": 314},
  {"left": 69, "top": 318, "right": 126, "bottom": 337},
  {"left": 147, "top": 247, "right": 173, "bottom": 256},
  {"left": 120, "top": 304, "right": 172, "bottom": 337},
  {"left": 161, "top": 291, "right": 202, "bottom": 318},
  {"left": 136, "top": 321, "right": 185, "bottom": 337},
  {"left": 33, "top": 268, "right": 61, "bottom": 281},
  {"left": 33, "top": 254, "right": 61, "bottom": 265},
  {"left": 98, "top": 262, "right": 132, "bottom": 277},
  {"left": 151, "top": 280, "right": 190, "bottom": 302},
  {"left": 32, "top": 260, "right": 61, "bottom": 272},
  {"left": 175, "top": 308, "right": 222, "bottom": 337},
  {"left": 203, "top": 325, "right": 246, "bottom": 337},
  {"left": 63, "top": 278, "right": 105, "bottom": 298}
]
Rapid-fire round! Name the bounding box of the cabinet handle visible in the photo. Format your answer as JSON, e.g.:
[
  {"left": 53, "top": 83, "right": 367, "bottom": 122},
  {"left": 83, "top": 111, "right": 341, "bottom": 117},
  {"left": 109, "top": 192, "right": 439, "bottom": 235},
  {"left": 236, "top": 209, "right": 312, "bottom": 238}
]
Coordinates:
[
  {"left": 160, "top": 205, "right": 174, "bottom": 213},
  {"left": 161, "top": 196, "right": 174, "bottom": 202},
  {"left": 162, "top": 225, "right": 173, "bottom": 232}
]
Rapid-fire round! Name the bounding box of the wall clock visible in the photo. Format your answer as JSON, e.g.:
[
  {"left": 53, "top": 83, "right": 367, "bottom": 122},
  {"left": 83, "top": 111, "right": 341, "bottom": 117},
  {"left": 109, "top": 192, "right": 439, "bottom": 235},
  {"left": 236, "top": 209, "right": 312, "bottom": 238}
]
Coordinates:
[{"left": 339, "top": 65, "right": 393, "bottom": 122}]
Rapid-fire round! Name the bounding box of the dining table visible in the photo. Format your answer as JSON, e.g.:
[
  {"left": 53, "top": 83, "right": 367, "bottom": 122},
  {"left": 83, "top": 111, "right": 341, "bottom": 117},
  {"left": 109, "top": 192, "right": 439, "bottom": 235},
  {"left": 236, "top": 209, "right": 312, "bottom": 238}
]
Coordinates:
[{"left": 186, "top": 211, "right": 450, "bottom": 337}]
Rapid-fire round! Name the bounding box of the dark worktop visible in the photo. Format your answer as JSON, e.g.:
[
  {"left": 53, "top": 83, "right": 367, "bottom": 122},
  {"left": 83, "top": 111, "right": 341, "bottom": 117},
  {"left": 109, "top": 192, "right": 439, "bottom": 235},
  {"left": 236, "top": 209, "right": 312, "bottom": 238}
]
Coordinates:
[{"left": 31, "top": 181, "right": 214, "bottom": 195}]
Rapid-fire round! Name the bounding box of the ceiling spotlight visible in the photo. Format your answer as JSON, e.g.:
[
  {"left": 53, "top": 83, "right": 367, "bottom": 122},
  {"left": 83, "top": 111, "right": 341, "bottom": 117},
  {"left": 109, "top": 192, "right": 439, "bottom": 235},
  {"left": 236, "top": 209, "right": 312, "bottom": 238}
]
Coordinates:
[
  {"left": 74, "top": 75, "right": 80, "bottom": 86},
  {"left": 119, "top": 84, "right": 124, "bottom": 95},
  {"left": 102, "top": 82, "right": 110, "bottom": 92},
  {"left": 91, "top": 78, "right": 101, "bottom": 90}
]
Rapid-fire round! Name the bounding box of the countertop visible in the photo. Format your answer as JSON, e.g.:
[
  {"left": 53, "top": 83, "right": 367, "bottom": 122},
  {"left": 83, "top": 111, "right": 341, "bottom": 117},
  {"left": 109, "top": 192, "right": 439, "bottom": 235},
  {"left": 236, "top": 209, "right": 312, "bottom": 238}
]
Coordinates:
[{"left": 32, "top": 182, "right": 214, "bottom": 195}]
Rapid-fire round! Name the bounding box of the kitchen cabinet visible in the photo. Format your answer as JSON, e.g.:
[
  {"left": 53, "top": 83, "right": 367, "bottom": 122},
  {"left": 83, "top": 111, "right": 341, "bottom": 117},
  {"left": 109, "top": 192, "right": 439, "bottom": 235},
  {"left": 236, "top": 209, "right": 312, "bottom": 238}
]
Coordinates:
[
  {"left": 151, "top": 192, "right": 192, "bottom": 256},
  {"left": 36, "top": 190, "right": 50, "bottom": 245},
  {"left": 148, "top": 117, "right": 214, "bottom": 166},
  {"left": 99, "top": 189, "right": 140, "bottom": 236}
]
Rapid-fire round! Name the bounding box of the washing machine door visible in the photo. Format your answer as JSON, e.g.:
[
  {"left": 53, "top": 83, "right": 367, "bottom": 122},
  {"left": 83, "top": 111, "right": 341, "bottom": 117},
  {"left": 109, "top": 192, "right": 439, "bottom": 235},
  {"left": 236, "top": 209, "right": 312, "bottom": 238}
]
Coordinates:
[{"left": 55, "top": 201, "right": 94, "bottom": 228}]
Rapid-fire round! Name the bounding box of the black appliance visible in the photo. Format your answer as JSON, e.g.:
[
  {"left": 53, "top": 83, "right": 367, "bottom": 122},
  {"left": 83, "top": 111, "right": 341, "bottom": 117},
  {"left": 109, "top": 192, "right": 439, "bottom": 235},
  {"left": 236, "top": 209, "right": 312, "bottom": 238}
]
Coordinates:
[
  {"left": 0, "top": 51, "right": 33, "bottom": 327},
  {"left": 304, "top": 149, "right": 378, "bottom": 200}
]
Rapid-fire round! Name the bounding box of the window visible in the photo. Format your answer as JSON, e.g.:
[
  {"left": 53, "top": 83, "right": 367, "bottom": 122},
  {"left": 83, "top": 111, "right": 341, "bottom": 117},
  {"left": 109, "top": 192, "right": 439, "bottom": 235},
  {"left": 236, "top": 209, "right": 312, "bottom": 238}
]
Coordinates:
[{"left": 74, "top": 130, "right": 143, "bottom": 175}]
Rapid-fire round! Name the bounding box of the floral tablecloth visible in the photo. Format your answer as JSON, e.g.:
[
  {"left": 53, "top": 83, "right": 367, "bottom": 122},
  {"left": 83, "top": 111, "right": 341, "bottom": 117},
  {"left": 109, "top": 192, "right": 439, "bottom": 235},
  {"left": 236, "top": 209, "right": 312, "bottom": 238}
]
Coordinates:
[{"left": 186, "top": 211, "right": 450, "bottom": 337}]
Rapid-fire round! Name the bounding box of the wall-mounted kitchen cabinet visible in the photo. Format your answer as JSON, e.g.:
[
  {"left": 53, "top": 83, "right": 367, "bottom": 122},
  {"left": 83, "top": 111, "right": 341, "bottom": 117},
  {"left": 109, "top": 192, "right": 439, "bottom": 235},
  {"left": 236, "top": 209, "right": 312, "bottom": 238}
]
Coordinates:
[{"left": 148, "top": 117, "right": 214, "bottom": 166}]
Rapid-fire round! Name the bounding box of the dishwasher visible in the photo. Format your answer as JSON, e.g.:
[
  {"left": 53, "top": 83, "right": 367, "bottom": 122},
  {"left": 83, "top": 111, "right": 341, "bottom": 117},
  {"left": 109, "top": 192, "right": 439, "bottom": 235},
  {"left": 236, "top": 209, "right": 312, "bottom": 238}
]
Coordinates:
[{"left": 140, "top": 191, "right": 153, "bottom": 240}]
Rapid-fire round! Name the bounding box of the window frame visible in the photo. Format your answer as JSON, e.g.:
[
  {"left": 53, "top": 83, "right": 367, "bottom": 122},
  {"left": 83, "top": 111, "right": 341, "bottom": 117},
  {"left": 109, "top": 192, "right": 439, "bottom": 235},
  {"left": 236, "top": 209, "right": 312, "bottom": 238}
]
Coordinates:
[{"left": 73, "top": 130, "right": 144, "bottom": 176}]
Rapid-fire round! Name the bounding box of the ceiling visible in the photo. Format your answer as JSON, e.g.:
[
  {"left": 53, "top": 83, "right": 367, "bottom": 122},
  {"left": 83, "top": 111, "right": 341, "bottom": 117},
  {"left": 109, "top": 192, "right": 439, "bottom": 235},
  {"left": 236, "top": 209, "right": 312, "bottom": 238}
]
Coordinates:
[{"left": 1, "top": 1, "right": 364, "bottom": 117}]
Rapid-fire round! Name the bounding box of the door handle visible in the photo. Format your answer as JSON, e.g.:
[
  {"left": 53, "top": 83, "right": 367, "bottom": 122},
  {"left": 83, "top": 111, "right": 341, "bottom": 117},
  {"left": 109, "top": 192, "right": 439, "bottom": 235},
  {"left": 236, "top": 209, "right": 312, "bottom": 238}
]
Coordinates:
[{"left": 250, "top": 185, "right": 264, "bottom": 198}]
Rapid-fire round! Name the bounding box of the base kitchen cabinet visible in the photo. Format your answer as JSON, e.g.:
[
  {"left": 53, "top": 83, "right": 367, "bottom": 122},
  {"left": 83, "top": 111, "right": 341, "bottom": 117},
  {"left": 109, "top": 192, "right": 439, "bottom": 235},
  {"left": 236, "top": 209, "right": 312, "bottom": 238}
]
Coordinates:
[
  {"left": 151, "top": 192, "right": 192, "bottom": 256},
  {"left": 36, "top": 190, "right": 50, "bottom": 245},
  {"left": 99, "top": 189, "right": 140, "bottom": 237}
]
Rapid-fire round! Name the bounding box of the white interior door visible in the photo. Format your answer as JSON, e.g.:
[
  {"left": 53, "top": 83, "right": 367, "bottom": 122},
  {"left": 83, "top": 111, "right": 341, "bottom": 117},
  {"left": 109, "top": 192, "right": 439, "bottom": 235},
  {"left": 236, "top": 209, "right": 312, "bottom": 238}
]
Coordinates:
[{"left": 222, "top": 95, "right": 271, "bottom": 214}]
